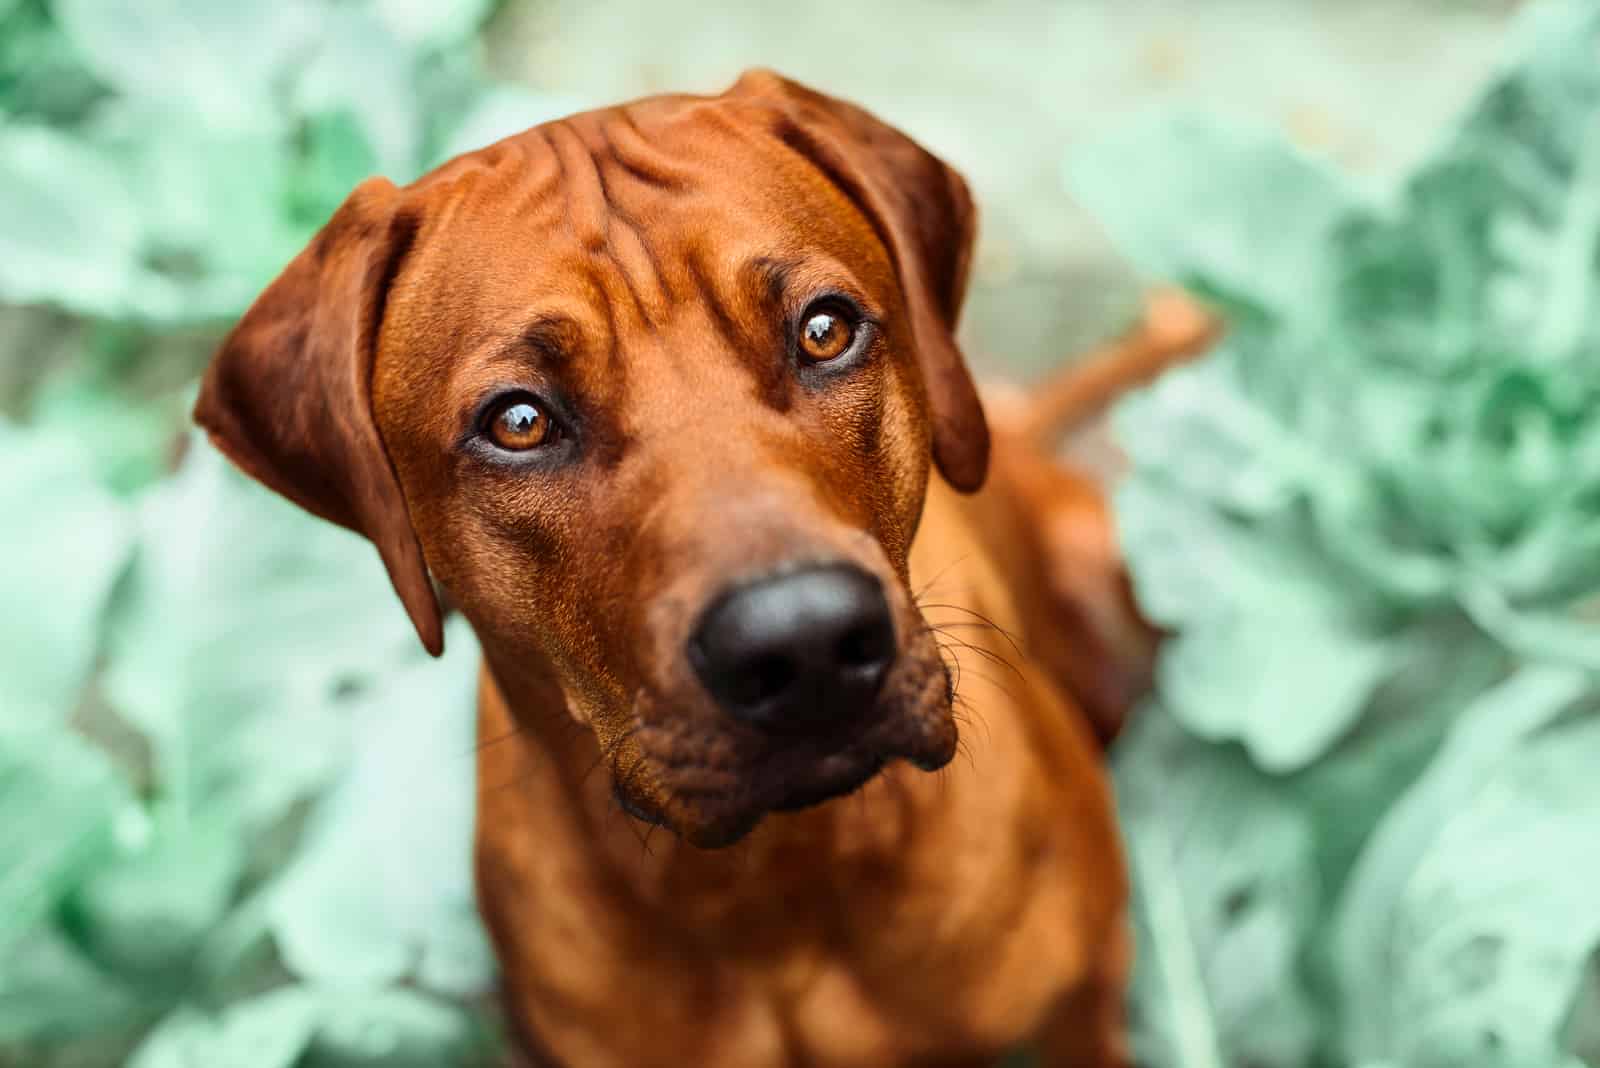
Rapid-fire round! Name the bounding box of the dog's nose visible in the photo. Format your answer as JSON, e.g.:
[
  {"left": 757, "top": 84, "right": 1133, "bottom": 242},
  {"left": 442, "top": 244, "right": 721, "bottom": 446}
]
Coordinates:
[{"left": 689, "top": 564, "right": 897, "bottom": 731}]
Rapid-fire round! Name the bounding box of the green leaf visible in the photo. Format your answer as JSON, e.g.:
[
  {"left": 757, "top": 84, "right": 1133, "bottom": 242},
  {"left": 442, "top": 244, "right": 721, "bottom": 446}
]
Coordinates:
[
  {"left": 1065, "top": 110, "right": 1361, "bottom": 321},
  {"left": 271, "top": 619, "right": 492, "bottom": 996},
  {"left": 0, "top": 726, "right": 128, "bottom": 962},
  {"left": 125, "top": 985, "right": 487, "bottom": 1068},
  {"left": 303, "top": 987, "right": 485, "bottom": 1068},
  {"left": 1112, "top": 355, "right": 1311, "bottom": 520},
  {"left": 1116, "top": 447, "right": 1403, "bottom": 771},
  {"left": 27, "top": 367, "right": 179, "bottom": 495},
  {"left": 53, "top": 0, "right": 316, "bottom": 122},
  {"left": 0, "top": 420, "right": 134, "bottom": 718},
  {"left": 288, "top": 109, "right": 381, "bottom": 233},
  {"left": 1431, "top": 0, "right": 1600, "bottom": 367},
  {"left": 1113, "top": 472, "right": 1354, "bottom": 630},
  {"left": 101, "top": 436, "right": 420, "bottom": 833},
  {"left": 90, "top": 100, "right": 303, "bottom": 323},
  {"left": 1327, "top": 1, "right": 1600, "bottom": 378},
  {"left": 0, "top": 4, "right": 102, "bottom": 124},
  {"left": 293, "top": 9, "right": 423, "bottom": 177},
  {"left": 1157, "top": 613, "right": 1394, "bottom": 773},
  {"left": 367, "top": 0, "right": 497, "bottom": 52},
  {"left": 1460, "top": 584, "right": 1600, "bottom": 673},
  {"left": 127, "top": 987, "right": 320, "bottom": 1068},
  {"left": 1333, "top": 666, "right": 1598, "bottom": 1066},
  {"left": 0, "top": 124, "right": 144, "bottom": 315},
  {"left": 1565, "top": 947, "right": 1600, "bottom": 1064},
  {"left": 66, "top": 811, "right": 247, "bottom": 983},
  {"left": 0, "top": 925, "right": 142, "bottom": 1044},
  {"left": 1114, "top": 706, "right": 1320, "bottom": 1068},
  {"left": 1289, "top": 616, "right": 1510, "bottom": 897}
]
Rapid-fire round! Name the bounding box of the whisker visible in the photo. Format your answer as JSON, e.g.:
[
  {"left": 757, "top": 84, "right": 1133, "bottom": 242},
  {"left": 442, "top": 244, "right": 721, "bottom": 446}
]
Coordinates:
[
  {"left": 914, "top": 602, "right": 1026, "bottom": 660},
  {"left": 578, "top": 729, "right": 636, "bottom": 792},
  {"left": 606, "top": 749, "right": 656, "bottom": 851},
  {"left": 948, "top": 662, "right": 1025, "bottom": 706},
  {"left": 951, "top": 693, "right": 993, "bottom": 750},
  {"left": 911, "top": 554, "right": 974, "bottom": 605},
  {"left": 926, "top": 627, "right": 1025, "bottom": 682},
  {"left": 467, "top": 723, "right": 525, "bottom": 758}
]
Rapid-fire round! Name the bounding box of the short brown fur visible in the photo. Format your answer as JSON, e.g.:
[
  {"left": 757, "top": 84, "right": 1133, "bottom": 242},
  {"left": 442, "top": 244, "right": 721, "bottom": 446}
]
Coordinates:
[{"left": 196, "top": 71, "right": 1212, "bottom": 1067}]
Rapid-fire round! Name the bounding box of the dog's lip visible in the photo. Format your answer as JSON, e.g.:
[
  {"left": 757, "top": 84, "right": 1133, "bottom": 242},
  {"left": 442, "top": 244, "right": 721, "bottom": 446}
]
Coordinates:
[
  {"left": 654, "top": 747, "right": 892, "bottom": 846},
  {"left": 637, "top": 717, "right": 956, "bottom": 845},
  {"left": 769, "top": 752, "right": 887, "bottom": 811}
]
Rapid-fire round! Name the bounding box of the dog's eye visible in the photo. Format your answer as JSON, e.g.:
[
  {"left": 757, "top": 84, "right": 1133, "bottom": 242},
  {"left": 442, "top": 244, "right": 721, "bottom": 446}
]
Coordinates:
[
  {"left": 798, "top": 306, "right": 855, "bottom": 362},
  {"left": 486, "top": 397, "right": 557, "bottom": 451}
]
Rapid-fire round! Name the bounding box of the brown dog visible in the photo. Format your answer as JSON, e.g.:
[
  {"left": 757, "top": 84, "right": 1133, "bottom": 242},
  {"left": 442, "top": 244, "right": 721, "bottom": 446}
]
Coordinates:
[{"left": 196, "top": 71, "right": 1210, "bottom": 1067}]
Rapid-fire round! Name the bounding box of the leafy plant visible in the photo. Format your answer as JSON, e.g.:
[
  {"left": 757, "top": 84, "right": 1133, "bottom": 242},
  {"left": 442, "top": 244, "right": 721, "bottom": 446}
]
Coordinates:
[{"left": 1077, "top": 2, "right": 1600, "bottom": 1065}]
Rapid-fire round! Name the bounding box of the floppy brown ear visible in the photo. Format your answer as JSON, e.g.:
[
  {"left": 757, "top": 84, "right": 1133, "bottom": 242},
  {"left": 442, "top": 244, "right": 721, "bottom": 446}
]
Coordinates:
[
  {"left": 194, "top": 177, "right": 443, "bottom": 655},
  {"left": 730, "top": 69, "right": 990, "bottom": 493}
]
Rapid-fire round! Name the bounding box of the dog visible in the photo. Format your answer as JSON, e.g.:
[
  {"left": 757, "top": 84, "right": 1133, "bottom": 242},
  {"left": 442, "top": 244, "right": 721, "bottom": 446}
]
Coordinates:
[{"left": 196, "top": 70, "right": 1212, "bottom": 1067}]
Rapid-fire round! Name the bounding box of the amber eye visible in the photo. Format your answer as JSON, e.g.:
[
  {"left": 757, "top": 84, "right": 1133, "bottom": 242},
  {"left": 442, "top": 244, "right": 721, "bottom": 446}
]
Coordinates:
[
  {"left": 486, "top": 397, "right": 556, "bottom": 451},
  {"left": 798, "top": 307, "right": 855, "bottom": 362}
]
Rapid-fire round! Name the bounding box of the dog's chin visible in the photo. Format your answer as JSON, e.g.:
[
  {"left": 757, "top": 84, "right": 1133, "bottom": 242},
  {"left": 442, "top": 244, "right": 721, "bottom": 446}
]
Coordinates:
[{"left": 619, "top": 701, "right": 959, "bottom": 849}]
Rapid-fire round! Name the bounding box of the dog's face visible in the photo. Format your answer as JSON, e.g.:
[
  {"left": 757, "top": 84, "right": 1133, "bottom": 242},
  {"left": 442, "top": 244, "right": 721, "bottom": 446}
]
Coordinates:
[{"left": 195, "top": 72, "right": 989, "bottom": 847}]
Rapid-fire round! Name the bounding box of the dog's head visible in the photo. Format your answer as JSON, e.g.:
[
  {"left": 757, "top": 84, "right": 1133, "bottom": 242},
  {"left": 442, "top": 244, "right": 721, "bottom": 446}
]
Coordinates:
[{"left": 196, "top": 71, "right": 987, "bottom": 847}]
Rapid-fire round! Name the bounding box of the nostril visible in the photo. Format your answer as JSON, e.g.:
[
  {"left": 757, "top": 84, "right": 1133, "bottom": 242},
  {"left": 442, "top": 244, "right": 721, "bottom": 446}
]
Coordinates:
[
  {"left": 837, "top": 621, "right": 893, "bottom": 669},
  {"left": 732, "top": 653, "right": 797, "bottom": 707}
]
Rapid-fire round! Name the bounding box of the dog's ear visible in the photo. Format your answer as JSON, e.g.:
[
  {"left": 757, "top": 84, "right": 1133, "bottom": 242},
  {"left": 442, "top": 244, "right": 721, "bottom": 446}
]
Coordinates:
[
  {"left": 194, "top": 177, "right": 443, "bottom": 656},
  {"left": 730, "top": 69, "right": 989, "bottom": 493}
]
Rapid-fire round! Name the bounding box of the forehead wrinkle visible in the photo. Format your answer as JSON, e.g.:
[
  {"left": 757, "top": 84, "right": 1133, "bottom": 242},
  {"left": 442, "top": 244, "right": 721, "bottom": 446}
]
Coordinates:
[
  {"left": 548, "top": 116, "right": 675, "bottom": 330},
  {"left": 424, "top": 135, "right": 566, "bottom": 236},
  {"left": 580, "top": 260, "right": 625, "bottom": 380},
  {"left": 603, "top": 107, "right": 694, "bottom": 192},
  {"left": 602, "top": 213, "right": 670, "bottom": 327},
  {"left": 547, "top": 121, "right": 608, "bottom": 250},
  {"left": 687, "top": 253, "right": 749, "bottom": 354},
  {"left": 508, "top": 137, "right": 567, "bottom": 225},
  {"left": 680, "top": 251, "right": 794, "bottom": 413}
]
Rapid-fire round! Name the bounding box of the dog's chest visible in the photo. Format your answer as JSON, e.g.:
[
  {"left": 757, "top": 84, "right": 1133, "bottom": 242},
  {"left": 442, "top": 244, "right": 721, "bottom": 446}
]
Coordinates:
[{"left": 486, "top": 760, "right": 1096, "bottom": 1068}]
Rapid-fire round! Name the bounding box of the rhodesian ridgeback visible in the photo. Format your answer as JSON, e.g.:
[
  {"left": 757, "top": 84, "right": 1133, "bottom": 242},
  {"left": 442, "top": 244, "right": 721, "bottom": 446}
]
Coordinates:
[{"left": 196, "top": 70, "right": 1212, "bottom": 1067}]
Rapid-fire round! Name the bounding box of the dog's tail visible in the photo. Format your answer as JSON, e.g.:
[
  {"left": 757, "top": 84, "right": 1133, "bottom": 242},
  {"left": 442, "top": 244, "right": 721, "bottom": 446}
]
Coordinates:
[{"left": 1012, "top": 288, "right": 1219, "bottom": 450}]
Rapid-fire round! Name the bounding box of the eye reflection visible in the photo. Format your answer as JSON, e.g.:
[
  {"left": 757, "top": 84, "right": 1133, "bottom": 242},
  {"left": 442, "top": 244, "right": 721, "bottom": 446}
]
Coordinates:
[
  {"left": 799, "top": 309, "right": 854, "bottom": 362},
  {"left": 487, "top": 398, "right": 556, "bottom": 451}
]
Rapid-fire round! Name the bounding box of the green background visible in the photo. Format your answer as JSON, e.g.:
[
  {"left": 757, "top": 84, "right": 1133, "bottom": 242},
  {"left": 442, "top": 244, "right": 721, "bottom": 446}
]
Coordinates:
[{"left": 3, "top": 1, "right": 1597, "bottom": 1066}]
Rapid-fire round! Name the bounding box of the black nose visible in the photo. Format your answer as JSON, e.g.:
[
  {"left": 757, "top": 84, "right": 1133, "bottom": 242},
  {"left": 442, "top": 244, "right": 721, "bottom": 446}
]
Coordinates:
[{"left": 689, "top": 564, "right": 897, "bottom": 731}]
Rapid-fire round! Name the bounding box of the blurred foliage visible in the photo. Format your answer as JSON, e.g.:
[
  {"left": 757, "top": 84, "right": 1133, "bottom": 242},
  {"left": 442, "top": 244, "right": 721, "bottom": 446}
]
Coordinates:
[
  {"left": 0, "top": 1, "right": 579, "bottom": 1064},
  {"left": 2, "top": 0, "right": 1596, "bottom": 1066},
  {"left": 1080, "top": 2, "right": 1600, "bottom": 1066}
]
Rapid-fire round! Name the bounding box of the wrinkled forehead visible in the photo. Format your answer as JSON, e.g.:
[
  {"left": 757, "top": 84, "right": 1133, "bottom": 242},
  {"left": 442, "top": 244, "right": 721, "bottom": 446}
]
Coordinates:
[{"left": 383, "top": 98, "right": 897, "bottom": 374}]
